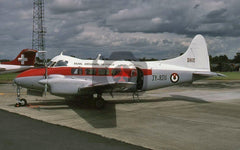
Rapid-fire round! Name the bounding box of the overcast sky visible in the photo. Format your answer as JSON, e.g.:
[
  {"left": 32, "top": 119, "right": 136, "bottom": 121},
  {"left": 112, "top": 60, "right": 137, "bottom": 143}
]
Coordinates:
[{"left": 1, "top": 0, "right": 240, "bottom": 60}]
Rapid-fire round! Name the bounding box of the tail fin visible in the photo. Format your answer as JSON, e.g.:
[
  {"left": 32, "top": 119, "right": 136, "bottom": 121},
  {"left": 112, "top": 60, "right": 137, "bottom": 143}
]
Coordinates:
[
  {"left": 2, "top": 49, "right": 38, "bottom": 66},
  {"left": 164, "top": 34, "right": 210, "bottom": 71}
]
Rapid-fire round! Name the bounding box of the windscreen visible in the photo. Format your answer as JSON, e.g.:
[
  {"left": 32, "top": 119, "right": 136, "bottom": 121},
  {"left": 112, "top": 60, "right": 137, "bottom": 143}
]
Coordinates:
[{"left": 55, "top": 60, "right": 68, "bottom": 67}]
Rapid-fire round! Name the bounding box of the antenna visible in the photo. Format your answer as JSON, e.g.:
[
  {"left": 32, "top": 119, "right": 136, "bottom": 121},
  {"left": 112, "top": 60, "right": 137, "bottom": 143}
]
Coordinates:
[{"left": 32, "top": 0, "right": 46, "bottom": 52}]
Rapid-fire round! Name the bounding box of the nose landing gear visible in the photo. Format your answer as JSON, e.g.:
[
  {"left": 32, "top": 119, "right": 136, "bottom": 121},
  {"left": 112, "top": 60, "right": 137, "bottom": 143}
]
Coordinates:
[
  {"left": 15, "top": 98, "right": 27, "bottom": 107},
  {"left": 15, "top": 86, "right": 27, "bottom": 107}
]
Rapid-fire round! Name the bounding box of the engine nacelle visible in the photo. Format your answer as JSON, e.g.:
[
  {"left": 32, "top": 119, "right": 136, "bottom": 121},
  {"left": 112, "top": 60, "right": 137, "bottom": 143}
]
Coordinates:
[{"left": 39, "top": 77, "right": 92, "bottom": 96}]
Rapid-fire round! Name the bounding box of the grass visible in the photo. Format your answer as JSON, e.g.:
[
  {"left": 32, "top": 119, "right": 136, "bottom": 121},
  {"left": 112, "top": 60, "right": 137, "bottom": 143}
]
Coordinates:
[
  {"left": 0, "top": 73, "right": 18, "bottom": 83},
  {"left": 208, "top": 72, "right": 240, "bottom": 80}
]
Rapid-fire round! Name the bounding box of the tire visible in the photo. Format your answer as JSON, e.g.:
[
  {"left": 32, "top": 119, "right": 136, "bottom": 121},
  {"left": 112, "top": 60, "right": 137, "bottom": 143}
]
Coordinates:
[
  {"left": 20, "top": 99, "right": 27, "bottom": 106},
  {"left": 95, "top": 98, "right": 105, "bottom": 109}
]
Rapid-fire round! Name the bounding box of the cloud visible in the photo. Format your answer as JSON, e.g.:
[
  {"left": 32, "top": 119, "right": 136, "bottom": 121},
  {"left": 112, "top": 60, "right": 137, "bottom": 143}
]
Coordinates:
[
  {"left": 49, "top": 0, "right": 85, "bottom": 14},
  {"left": 205, "top": 8, "right": 227, "bottom": 22},
  {"left": 104, "top": 0, "right": 240, "bottom": 37},
  {"left": 0, "top": 0, "right": 240, "bottom": 60},
  {"left": 48, "top": 0, "right": 113, "bottom": 15}
]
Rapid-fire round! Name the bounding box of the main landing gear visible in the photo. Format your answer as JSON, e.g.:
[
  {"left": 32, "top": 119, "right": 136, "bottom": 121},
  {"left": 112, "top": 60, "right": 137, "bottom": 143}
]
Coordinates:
[
  {"left": 75, "top": 94, "right": 105, "bottom": 109},
  {"left": 93, "top": 94, "right": 105, "bottom": 109},
  {"left": 15, "top": 86, "right": 27, "bottom": 107}
]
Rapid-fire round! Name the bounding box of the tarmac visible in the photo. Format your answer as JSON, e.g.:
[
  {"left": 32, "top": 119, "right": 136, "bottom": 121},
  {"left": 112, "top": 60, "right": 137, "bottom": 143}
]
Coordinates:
[
  {"left": 0, "top": 80, "right": 240, "bottom": 150},
  {"left": 0, "top": 109, "right": 147, "bottom": 150}
]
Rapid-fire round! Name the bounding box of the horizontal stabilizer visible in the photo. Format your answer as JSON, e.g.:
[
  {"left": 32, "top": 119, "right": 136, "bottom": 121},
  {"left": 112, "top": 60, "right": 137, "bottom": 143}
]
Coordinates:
[
  {"left": 193, "top": 71, "right": 226, "bottom": 80},
  {"left": 193, "top": 71, "right": 226, "bottom": 77}
]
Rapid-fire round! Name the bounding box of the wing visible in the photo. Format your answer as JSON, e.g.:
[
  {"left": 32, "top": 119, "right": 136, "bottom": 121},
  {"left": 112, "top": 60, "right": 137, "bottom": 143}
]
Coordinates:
[
  {"left": 39, "top": 75, "right": 136, "bottom": 96},
  {"left": 79, "top": 82, "right": 136, "bottom": 94}
]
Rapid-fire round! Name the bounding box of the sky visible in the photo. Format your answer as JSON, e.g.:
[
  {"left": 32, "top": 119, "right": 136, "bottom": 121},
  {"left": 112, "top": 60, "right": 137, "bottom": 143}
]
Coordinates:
[{"left": 0, "top": 0, "right": 240, "bottom": 60}]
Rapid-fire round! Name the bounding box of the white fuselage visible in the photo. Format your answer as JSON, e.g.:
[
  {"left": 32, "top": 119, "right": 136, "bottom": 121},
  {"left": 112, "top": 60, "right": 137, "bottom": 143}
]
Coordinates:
[{"left": 15, "top": 54, "right": 195, "bottom": 94}]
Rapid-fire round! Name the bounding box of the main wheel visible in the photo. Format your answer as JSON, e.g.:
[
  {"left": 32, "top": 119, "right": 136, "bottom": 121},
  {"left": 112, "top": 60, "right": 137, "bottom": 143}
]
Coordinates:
[{"left": 95, "top": 98, "right": 105, "bottom": 109}]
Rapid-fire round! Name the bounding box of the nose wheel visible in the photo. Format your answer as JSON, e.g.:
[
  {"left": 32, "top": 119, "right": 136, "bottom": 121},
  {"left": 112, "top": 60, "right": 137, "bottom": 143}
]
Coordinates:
[
  {"left": 15, "top": 86, "right": 28, "bottom": 107},
  {"left": 15, "top": 98, "right": 27, "bottom": 107}
]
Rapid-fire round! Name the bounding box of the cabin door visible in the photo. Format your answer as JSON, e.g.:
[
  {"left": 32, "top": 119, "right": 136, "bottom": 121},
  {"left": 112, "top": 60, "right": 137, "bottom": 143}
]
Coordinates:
[{"left": 136, "top": 68, "right": 144, "bottom": 90}]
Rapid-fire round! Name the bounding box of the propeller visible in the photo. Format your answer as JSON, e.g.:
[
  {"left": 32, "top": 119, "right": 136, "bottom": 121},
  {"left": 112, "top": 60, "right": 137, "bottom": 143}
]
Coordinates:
[
  {"left": 44, "top": 58, "right": 48, "bottom": 96},
  {"left": 38, "top": 51, "right": 48, "bottom": 96}
]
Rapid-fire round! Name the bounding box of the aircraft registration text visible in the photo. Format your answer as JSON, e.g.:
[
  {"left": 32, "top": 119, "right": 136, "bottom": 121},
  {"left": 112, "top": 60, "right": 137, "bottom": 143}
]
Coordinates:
[{"left": 152, "top": 74, "right": 167, "bottom": 81}]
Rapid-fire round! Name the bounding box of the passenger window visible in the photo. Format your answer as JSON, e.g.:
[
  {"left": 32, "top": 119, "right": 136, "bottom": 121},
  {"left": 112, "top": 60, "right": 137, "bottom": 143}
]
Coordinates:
[
  {"left": 112, "top": 69, "right": 121, "bottom": 76},
  {"left": 98, "top": 69, "right": 109, "bottom": 75},
  {"left": 71, "top": 68, "right": 82, "bottom": 75},
  {"left": 85, "top": 68, "right": 96, "bottom": 75}
]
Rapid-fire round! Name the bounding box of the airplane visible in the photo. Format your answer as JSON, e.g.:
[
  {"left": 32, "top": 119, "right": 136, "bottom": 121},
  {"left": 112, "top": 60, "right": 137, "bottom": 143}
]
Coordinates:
[
  {"left": 14, "top": 35, "right": 223, "bottom": 108},
  {"left": 0, "top": 49, "right": 38, "bottom": 74}
]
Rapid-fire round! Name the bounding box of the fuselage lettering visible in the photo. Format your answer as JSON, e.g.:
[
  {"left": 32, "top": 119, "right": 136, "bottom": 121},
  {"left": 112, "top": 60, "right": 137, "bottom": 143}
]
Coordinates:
[
  {"left": 187, "top": 58, "right": 195, "bottom": 63},
  {"left": 152, "top": 74, "right": 167, "bottom": 81}
]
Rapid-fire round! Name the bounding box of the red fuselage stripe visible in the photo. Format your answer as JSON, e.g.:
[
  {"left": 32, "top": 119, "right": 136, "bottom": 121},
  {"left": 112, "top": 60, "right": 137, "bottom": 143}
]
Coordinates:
[{"left": 17, "top": 67, "right": 152, "bottom": 78}]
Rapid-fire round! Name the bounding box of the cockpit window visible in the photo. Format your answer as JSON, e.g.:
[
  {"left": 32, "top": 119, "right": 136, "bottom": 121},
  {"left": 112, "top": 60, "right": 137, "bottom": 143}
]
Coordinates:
[
  {"left": 55, "top": 60, "right": 68, "bottom": 66},
  {"left": 47, "top": 61, "right": 56, "bottom": 67},
  {"left": 47, "top": 61, "right": 52, "bottom": 66}
]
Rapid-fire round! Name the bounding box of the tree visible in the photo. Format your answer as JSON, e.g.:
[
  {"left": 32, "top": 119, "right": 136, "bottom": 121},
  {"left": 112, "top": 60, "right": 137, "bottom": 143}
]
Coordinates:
[{"left": 233, "top": 53, "right": 240, "bottom": 63}]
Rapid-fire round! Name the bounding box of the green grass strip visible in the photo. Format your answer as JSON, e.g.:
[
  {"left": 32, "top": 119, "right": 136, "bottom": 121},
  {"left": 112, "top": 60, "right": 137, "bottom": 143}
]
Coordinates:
[
  {"left": 0, "top": 73, "right": 18, "bottom": 82},
  {"left": 208, "top": 72, "right": 240, "bottom": 80}
]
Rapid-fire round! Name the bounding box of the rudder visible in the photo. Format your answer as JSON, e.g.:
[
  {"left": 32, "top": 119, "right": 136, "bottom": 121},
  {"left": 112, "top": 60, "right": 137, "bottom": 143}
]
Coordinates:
[{"left": 163, "top": 34, "right": 210, "bottom": 71}]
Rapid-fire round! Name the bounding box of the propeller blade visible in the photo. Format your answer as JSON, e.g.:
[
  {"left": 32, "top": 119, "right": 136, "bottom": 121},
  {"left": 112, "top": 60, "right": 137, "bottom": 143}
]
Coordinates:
[
  {"left": 44, "top": 83, "right": 48, "bottom": 96},
  {"left": 39, "top": 51, "right": 48, "bottom": 96}
]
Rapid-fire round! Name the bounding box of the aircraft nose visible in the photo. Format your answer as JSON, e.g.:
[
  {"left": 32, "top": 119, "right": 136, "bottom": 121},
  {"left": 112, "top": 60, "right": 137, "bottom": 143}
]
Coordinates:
[
  {"left": 14, "top": 76, "right": 45, "bottom": 90},
  {"left": 14, "top": 77, "right": 28, "bottom": 87},
  {"left": 14, "top": 77, "right": 22, "bottom": 86},
  {"left": 14, "top": 68, "right": 46, "bottom": 89}
]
